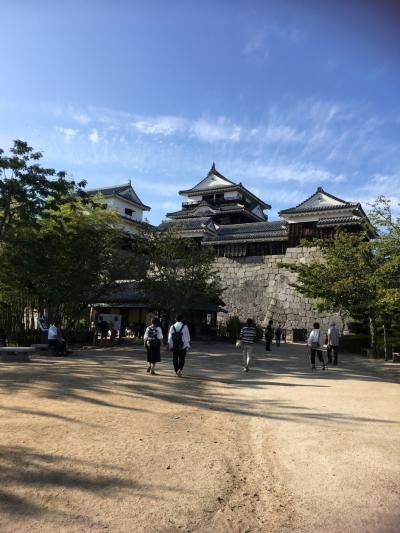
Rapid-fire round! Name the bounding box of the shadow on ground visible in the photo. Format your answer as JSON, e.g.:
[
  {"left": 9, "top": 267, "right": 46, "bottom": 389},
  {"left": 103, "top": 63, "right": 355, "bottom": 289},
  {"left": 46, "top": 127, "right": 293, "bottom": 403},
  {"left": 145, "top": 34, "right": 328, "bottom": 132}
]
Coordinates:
[{"left": 1, "top": 342, "right": 398, "bottom": 427}]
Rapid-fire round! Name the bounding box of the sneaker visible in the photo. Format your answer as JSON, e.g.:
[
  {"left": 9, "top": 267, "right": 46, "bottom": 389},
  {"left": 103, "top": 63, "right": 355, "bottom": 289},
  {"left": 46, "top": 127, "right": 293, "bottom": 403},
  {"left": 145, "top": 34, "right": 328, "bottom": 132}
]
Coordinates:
[
  {"left": 147, "top": 367, "right": 151, "bottom": 373},
  {"left": 177, "top": 369, "right": 182, "bottom": 377},
  {"left": 150, "top": 370, "right": 156, "bottom": 375}
]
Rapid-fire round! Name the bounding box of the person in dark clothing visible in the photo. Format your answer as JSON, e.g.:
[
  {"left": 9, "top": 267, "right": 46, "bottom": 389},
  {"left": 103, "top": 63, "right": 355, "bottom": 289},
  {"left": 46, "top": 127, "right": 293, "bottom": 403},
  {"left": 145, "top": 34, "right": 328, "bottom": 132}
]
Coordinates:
[
  {"left": 168, "top": 314, "right": 191, "bottom": 377},
  {"left": 275, "top": 323, "right": 282, "bottom": 347},
  {"left": 144, "top": 317, "right": 163, "bottom": 375},
  {"left": 98, "top": 319, "right": 109, "bottom": 341},
  {"left": 265, "top": 319, "right": 274, "bottom": 351}
]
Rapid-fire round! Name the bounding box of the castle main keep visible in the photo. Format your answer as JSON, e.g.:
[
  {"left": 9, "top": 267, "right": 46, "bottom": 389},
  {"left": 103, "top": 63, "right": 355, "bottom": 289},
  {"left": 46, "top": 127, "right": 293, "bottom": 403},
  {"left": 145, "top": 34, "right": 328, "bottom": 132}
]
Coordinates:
[{"left": 160, "top": 164, "right": 375, "bottom": 339}]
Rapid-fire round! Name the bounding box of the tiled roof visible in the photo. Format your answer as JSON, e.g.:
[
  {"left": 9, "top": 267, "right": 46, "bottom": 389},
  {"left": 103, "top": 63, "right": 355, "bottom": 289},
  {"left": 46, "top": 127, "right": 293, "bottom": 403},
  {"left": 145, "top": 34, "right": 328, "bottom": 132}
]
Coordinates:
[
  {"left": 279, "top": 203, "right": 359, "bottom": 215},
  {"left": 87, "top": 182, "right": 150, "bottom": 210},
  {"left": 316, "top": 216, "right": 362, "bottom": 228},
  {"left": 158, "top": 217, "right": 216, "bottom": 232},
  {"left": 179, "top": 163, "right": 237, "bottom": 193},
  {"left": 167, "top": 203, "right": 265, "bottom": 221},
  {"left": 203, "top": 221, "right": 288, "bottom": 244}
]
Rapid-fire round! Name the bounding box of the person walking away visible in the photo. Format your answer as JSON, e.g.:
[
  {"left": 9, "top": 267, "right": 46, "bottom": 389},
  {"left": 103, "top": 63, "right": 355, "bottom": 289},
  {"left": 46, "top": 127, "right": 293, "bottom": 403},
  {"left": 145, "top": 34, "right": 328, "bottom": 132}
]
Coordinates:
[
  {"left": 98, "top": 318, "right": 109, "bottom": 343},
  {"left": 275, "top": 323, "right": 282, "bottom": 347},
  {"left": 327, "top": 322, "right": 340, "bottom": 365},
  {"left": 307, "top": 322, "right": 326, "bottom": 371},
  {"left": 168, "top": 315, "right": 190, "bottom": 377},
  {"left": 240, "top": 318, "right": 257, "bottom": 372},
  {"left": 48, "top": 320, "right": 68, "bottom": 356},
  {"left": 265, "top": 319, "right": 274, "bottom": 351},
  {"left": 144, "top": 318, "right": 163, "bottom": 375}
]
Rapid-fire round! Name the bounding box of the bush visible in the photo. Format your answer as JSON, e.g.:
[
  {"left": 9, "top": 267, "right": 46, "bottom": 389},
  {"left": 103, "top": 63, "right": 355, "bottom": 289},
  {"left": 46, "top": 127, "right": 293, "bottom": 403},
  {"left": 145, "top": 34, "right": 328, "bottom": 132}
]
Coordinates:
[
  {"left": 340, "top": 334, "right": 370, "bottom": 354},
  {"left": 340, "top": 334, "right": 400, "bottom": 356}
]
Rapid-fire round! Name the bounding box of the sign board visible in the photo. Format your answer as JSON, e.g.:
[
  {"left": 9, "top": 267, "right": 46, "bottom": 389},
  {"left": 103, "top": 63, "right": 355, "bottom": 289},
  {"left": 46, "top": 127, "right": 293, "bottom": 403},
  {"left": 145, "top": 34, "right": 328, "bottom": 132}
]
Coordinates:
[{"left": 97, "top": 313, "right": 122, "bottom": 331}]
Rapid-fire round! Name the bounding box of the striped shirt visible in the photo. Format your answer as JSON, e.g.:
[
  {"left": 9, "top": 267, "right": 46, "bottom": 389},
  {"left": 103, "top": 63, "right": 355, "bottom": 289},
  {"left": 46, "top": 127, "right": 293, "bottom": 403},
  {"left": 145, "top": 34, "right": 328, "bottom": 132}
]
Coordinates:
[{"left": 240, "top": 326, "right": 257, "bottom": 344}]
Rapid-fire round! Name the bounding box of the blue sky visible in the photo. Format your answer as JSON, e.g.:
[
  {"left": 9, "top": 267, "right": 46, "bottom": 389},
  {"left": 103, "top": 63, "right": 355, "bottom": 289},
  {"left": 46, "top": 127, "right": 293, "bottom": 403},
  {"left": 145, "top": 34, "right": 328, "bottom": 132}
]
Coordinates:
[{"left": 1, "top": 0, "right": 399, "bottom": 223}]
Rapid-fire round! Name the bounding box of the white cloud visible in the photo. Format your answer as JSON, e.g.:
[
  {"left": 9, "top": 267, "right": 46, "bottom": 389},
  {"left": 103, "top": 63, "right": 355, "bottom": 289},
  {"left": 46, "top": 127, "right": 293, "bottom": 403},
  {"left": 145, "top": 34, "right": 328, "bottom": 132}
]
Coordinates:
[
  {"left": 57, "top": 127, "right": 78, "bottom": 143},
  {"left": 89, "top": 128, "right": 100, "bottom": 143},
  {"left": 191, "top": 118, "right": 242, "bottom": 142},
  {"left": 132, "top": 116, "right": 186, "bottom": 136}
]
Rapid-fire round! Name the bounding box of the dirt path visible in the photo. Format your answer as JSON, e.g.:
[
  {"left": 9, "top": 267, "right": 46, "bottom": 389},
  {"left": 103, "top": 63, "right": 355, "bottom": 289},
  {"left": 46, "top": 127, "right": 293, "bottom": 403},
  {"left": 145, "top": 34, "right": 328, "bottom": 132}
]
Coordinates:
[{"left": 0, "top": 342, "right": 399, "bottom": 532}]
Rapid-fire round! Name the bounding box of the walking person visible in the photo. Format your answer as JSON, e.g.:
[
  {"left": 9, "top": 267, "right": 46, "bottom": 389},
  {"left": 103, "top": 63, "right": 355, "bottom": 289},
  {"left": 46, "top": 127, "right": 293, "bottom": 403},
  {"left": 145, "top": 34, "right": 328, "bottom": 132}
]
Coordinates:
[
  {"left": 168, "top": 315, "right": 190, "bottom": 377},
  {"left": 144, "top": 317, "right": 163, "bottom": 375},
  {"left": 265, "top": 319, "right": 274, "bottom": 351},
  {"left": 275, "top": 323, "right": 282, "bottom": 347},
  {"left": 240, "top": 318, "right": 257, "bottom": 372},
  {"left": 307, "top": 322, "right": 326, "bottom": 371},
  {"left": 327, "top": 322, "right": 340, "bottom": 366}
]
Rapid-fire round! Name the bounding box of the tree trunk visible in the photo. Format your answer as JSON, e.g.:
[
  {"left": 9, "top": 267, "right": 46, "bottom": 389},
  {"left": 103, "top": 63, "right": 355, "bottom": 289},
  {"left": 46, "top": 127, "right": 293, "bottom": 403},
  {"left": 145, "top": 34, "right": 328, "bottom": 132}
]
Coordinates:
[{"left": 369, "top": 314, "right": 378, "bottom": 357}]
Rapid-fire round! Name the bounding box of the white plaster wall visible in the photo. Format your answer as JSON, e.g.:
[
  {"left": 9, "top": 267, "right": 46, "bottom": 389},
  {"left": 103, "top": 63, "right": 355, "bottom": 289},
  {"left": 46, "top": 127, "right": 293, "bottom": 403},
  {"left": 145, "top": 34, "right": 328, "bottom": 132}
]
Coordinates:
[{"left": 107, "top": 197, "right": 144, "bottom": 221}]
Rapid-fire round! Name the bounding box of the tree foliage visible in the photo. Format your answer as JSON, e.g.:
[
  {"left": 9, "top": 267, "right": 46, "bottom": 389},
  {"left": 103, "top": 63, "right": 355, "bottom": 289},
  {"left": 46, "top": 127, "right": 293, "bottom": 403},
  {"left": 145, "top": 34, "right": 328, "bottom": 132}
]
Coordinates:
[
  {"left": 368, "top": 196, "right": 400, "bottom": 312},
  {"left": 0, "top": 140, "right": 87, "bottom": 242},
  {"left": 137, "top": 225, "right": 222, "bottom": 321},
  {"left": 0, "top": 140, "right": 136, "bottom": 333},
  {"left": 279, "top": 197, "right": 400, "bottom": 354}
]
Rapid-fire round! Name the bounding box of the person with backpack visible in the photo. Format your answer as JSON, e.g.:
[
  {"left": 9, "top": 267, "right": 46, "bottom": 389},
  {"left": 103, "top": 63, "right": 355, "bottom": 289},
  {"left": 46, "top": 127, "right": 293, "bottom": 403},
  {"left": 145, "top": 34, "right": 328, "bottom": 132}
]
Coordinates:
[
  {"left": 168, "top": 314, "right": 190, "bottom": 377},
  {"left": 307, "top": 322, "right": 326, "bottom": 371},
  {"left": 144, "top": 317, "right": 163, "bottom": 375}
]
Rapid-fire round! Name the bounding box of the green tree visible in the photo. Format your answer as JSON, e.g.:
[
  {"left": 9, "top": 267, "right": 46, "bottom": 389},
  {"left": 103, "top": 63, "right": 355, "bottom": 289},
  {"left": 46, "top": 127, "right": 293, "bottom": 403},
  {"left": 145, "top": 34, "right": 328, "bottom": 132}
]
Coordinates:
[
  {"left": 0, "top": 199, "right": 131, "bottom": 324},
  {"left": 279, "top": 230, "right": 383, "bottom": 354},
  {"left": 138, "top": 225, "right": 222, "bottom": 324},
  {"left": 369, "top": 196, "right": 400, "bottom": 312},
  {"left": 0, "top": 140, "right": 86, "bottom": 242}
]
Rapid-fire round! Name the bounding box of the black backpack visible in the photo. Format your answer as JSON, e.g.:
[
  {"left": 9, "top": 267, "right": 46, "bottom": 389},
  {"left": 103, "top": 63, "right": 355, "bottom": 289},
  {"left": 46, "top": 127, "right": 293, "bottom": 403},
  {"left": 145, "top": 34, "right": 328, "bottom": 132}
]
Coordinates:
[
  {"left": 171, "top": 324, "right": 185, "bottom": 349},
  {"left": 147, "top": 326, "right": 159, "bottom": 346}
]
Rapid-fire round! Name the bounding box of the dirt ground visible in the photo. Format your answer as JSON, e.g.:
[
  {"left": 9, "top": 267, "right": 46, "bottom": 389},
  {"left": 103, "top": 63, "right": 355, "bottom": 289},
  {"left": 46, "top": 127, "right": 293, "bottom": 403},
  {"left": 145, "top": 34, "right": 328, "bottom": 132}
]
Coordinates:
[{"left": 0, "top": 341, "right": 399, "bottom": 532}]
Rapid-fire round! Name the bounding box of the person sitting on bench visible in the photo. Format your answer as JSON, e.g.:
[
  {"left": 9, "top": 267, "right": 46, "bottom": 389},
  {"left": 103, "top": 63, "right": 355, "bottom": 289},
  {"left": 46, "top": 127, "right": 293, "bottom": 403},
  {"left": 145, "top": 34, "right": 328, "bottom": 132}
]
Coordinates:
[{"left": 48, "top": 320, "right": 68, "bottom": 356}]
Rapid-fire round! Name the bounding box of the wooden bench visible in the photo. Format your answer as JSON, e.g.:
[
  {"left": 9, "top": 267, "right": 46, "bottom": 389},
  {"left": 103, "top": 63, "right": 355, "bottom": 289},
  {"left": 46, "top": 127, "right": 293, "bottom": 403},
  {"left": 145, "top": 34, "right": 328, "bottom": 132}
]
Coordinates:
[{"left": 0, "top": 346, "right": 35, "bottom": 362}]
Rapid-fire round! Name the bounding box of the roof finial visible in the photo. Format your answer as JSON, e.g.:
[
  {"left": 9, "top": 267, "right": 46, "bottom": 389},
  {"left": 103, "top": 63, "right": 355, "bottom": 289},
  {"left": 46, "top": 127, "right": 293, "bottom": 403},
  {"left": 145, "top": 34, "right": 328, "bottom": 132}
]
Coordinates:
[
  {"left": 128, "top": 178, "right": 131, "bottom": 186},
  {"left": 211, "top": 162, "right": 216, "bottom": 172},
  {"left": 317, "top": 186, "right": 323, "bottom": 192}
]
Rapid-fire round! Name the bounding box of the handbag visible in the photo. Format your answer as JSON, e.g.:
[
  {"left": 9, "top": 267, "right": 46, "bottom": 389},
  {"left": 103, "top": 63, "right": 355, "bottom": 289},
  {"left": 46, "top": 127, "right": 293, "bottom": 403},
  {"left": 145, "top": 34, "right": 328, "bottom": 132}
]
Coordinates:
[{"left": 236, "top": 339, "right": 243, "bottom": 349}]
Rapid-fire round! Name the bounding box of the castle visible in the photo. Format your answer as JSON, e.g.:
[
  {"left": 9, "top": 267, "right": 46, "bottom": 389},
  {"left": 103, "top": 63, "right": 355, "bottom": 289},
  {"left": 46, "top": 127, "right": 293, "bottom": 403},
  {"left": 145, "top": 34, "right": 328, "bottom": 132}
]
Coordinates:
[
  {"left": 92, "top": 164, "right": 374, "bottom": 339},
  {"left": 159, "top": 164, "right": 374, "bottom": 339}
]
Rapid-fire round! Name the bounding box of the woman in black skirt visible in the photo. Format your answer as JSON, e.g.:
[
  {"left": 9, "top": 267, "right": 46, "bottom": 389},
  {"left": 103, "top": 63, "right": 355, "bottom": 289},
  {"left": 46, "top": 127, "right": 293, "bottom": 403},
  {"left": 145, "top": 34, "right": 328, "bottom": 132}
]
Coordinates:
[{"left": 143, "top": 318, "right": 163, "bottom": 375}]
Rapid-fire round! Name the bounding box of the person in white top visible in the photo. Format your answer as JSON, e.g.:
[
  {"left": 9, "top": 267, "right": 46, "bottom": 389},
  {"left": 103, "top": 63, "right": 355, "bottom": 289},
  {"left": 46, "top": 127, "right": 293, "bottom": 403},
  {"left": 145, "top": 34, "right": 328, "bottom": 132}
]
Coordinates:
[
  {"left": 143, "top": 317, "right": 163, "bottom": 375},
  {"left": 48, "top": 320, "right": 68, "bottom": 356},
  {"left": 327, "top": 323, "right": 340, "bottom": 366},
  {"left": 168, "top": 314, "right": 190, "bottom": 377},
  {"left": 307, "top": 322, "right": 326, "bottom": 371}
]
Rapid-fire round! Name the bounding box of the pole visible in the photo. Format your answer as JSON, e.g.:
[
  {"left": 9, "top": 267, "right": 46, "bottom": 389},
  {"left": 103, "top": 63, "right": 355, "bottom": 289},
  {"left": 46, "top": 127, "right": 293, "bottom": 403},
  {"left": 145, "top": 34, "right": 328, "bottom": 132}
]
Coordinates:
[{"left": 383, "top": 314, "right": 388, "bottom": 361}]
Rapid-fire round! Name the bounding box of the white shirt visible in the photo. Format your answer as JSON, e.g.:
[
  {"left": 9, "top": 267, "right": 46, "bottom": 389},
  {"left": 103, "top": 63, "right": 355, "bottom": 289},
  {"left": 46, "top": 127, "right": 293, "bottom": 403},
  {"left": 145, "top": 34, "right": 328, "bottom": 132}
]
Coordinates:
[
  {"left": 307, "top": 328, "right": 322, "bottom": 346},
  {"left": 143, "top": 326, "right": 163, "bottom": 341},
  {"left": 168, "top": 322, "right": 191, "bottom": 349},
  {"left": 48, "top": 324, "right": 59, "bottom": 340}
]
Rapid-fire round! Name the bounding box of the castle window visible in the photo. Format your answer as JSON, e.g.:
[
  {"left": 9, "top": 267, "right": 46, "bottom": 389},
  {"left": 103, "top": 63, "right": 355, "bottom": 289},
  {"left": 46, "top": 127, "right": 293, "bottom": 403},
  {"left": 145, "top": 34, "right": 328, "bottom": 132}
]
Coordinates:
[{"left": 125, "top": 208, "right": 134, "bottom": 217}]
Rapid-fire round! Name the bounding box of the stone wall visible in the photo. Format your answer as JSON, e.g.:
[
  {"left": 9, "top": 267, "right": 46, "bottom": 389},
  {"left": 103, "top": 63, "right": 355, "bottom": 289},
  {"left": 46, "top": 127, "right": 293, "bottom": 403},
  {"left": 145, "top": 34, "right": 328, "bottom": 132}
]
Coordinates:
[{"left": 215, "top": 247, "right": 341, "bottom": 339}]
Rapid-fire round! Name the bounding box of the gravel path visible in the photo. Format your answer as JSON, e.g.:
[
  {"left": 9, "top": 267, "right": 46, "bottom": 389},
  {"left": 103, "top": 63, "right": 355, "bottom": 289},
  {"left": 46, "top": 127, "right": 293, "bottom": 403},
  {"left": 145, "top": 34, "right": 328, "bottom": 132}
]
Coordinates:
[{"left": 0, "top": 341, "right": 399, "bottom": 532}]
